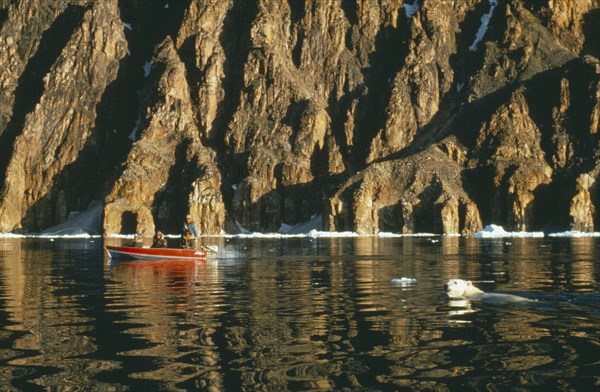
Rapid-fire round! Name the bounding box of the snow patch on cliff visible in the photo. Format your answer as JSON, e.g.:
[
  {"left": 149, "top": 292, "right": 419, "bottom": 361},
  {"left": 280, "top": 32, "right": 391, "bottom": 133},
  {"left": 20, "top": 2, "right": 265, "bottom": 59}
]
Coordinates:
[
  {"left": 404, "top": 1, "right": 420, "bottom": 18},
  {"left": 279, "top": 215, "right": 322, "bottom": 235},
  {"left": 143, "top": 61, "right": 151, "bottom": 77},
  {"left": 38, "top": 200, "right": 103, "bottom": 237},
  {"left": 469, "top": 0, "right": 498, "bottom": 51},
  {"left": 129, "top": 114, "right": 141, "bottom": 141}
]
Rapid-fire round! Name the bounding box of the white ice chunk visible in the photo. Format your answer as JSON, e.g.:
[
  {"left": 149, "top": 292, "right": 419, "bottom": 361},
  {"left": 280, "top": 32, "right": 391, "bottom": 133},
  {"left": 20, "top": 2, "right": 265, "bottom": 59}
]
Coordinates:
[
  {"left": 548, "top": 231, "right": 600, "bottom": 237},
  {"left": 473, "top": 224, "right": 544, "bottom": 238},
  {"left": 391, "top": 277, "right": 417, "bottom": 285},
  {"left": 378, "top": 232, "right": 437, "bottom": 237},
  {"left": 308, "top": 229, "right": 358, "bottom": 238}
]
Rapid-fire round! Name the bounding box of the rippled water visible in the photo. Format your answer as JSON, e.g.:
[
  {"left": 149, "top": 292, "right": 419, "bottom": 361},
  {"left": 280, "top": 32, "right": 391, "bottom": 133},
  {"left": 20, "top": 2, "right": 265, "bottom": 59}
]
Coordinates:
[{"left": 0, "top": 236, "right": 599, "bottom": 390}]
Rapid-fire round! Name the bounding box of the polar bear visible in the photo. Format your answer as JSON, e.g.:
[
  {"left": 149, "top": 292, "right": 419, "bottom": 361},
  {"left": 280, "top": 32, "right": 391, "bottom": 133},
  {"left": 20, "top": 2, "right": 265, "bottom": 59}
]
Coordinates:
[{"left": 444, "top": 279, "right": 531, "bottom": 305}]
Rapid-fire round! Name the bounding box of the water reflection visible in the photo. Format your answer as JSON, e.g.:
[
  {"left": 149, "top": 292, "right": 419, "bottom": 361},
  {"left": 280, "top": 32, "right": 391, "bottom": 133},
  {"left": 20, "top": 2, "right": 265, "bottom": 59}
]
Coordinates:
[
  {"left": 0, "top": 237, "right": 599, "bottom": 390},
  {"left": 0, "top": 238, "right": 118, "bottom": 389},
  {"left": 105, "top": 258, "right": 224, "bottom": 390}
]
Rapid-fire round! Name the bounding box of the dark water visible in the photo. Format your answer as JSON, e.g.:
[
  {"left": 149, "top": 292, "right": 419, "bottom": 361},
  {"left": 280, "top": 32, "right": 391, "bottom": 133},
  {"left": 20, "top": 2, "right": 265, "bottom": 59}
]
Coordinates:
[{"left": 0, "top": 236, "right": 599, "bottom": 391}]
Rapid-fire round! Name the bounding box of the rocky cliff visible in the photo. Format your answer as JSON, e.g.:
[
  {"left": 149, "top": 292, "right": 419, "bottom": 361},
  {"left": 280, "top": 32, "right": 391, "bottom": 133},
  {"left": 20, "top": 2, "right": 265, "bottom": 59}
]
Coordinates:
[{"left": 0, "top": 0, "right": 598, "bottom": 235}]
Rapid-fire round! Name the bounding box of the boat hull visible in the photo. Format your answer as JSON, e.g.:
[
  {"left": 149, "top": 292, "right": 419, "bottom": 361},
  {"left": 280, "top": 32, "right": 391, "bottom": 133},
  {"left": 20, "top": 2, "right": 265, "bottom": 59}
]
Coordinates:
[{"left": 106, "top": 245, "right": 207, "bottom": 261}]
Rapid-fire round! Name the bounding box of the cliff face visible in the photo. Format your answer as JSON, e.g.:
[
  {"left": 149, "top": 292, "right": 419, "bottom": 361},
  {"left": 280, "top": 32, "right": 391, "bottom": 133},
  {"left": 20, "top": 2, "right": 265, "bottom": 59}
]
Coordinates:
[
  {"left": 0, "top": 0, "right": 127, "bottom": 232},
  {"left": 0, "top": 0, "right": 599, "bottom": 235}
]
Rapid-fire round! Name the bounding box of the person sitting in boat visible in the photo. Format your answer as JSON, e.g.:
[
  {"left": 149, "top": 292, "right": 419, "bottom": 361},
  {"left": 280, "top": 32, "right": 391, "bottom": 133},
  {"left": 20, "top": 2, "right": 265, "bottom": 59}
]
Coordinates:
[
  {"left": 151, "top": 231, "right": 168, "bottom": 248},
  {"left": 182, "top": 214, "right": 199, "bottom": 248},
  {"left": 130, "top": 233, "right": 144, "bottom": 247},
  {"left": 181, "top": 229, "right": 195, "bottom": 249}
]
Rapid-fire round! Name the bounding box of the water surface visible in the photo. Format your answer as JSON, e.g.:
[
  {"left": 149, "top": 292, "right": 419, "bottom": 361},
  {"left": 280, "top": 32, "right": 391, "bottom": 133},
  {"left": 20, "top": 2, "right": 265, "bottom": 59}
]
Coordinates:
[{"left": 0, "top": 236, "right": 599, "bottom": 390}]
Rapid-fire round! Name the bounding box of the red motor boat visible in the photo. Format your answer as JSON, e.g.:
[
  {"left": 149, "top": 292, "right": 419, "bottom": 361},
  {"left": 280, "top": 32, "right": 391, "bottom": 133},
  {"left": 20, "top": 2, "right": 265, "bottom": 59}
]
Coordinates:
[{"left": 106, "top": 245, "right": 207, "bottom": 261}]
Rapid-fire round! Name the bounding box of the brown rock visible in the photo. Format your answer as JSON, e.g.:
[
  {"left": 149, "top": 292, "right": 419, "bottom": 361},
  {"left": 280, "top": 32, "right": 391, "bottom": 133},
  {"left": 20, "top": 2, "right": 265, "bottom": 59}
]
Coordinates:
[
  {"left": 590, "top": 61, "right": 600, "bottom": 135},
  {"left": 570, "top": 168, "right": 599, "bottom": 231},
  {"left": 0, "top": 0, "right": 81, "bottom": 139},
  {"left": 440, "top": 197, "right": 460, "bottom": 235},
  {"left": 223, "top": 0, "right": 356, "bottom": 231},
  {"left": 535, "top": 0, "right": 599, "bottom": 55},
  {"left": 367, "top": 1, "right": 474, "bottom": 162},
  {"left": 470, "top": 89, "right": 553, "bottom": 231},
  {"left": 467, "top": 1, "right": 576, "bottom": 103},
  {"left": 0, "top": 0, "right": 126, "bottom": 232},
  {"left": 103, "top": 37, "right": 225, "bottom": 235},
  {"left": 175, "top": 0, "right": 231, "bottom": 142},
  {"left": 328, "top": 139, "right": 482, "bottom": 235}
]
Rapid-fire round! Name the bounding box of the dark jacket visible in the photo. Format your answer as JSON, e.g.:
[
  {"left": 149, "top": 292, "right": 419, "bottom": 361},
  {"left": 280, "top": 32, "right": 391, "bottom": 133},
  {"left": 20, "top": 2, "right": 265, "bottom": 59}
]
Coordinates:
[
  {"left": 151, "top": 237, "right": 168, "bottom": 248},
  {"left": 182, "top": 222, "right": 198, "bottom": 248},
  {"left": 130, "top": 236, "right": 144, "bottom": 248}
]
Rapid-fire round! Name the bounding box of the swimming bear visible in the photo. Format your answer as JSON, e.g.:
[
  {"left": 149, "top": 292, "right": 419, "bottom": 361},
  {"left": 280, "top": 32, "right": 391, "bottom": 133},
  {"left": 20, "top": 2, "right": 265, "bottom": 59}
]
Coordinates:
[{"left": 444, "top": 279, "right": 531, "bottom": 305}]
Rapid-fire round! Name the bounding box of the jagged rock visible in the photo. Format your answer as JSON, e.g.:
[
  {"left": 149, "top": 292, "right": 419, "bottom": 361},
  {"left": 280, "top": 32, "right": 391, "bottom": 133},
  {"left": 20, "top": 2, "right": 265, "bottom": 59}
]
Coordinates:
[
  {"left": 0, "top": 0, "right": 81, "bottom": 139},
  {"left": 440, "top": 197, "right": 460, "bottom": 235},
  {"left": 327, "top": 139, "right": 482, "bottom": 235},
  {"left": 0, "top": 0, "right": 126, "bottom": 232},
  {"left": 188, "top": 165, "right": 225, "bottom": 235},
  {"left": 590, "top": 59, "right": 600, "bottom": 135},
  {"left": 467, "top": 1, "right": 577, "bottom": 103},
  {"left": 469, "top": 88, "right": 553, "bottom": 231},
  {"left": 103, "top": 37, "right": 225, "bottom": 235},
  {"left": 223, "top": 0, "right": 355, "bottom": 230},
  {"left": 549, "top": 78, "right": 573, "bottom": 168},
  {"left": 175, "top": 0, "right": 231, "bottom": 142},
  {"left": 367, "top": 0, "right": 473, "bottom": 162},
  {"left": 533, "top": 0, "right": 599, "bottom": 55},
  {"left": 367, "top": 15, "right": 438, "bottom": 163},
  {"left": 570, "top": 166, "right": 599, "bottom": 231}
]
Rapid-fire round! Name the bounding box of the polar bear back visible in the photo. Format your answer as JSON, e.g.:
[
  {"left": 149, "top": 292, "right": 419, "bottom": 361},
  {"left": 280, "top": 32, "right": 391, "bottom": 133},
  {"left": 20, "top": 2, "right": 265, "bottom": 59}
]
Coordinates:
[
  {"left": 444, "top": 279, "right": 531, "bottom": 305},
  {"left": 471, "top": 292, "right": 531, "bottom": 305}
]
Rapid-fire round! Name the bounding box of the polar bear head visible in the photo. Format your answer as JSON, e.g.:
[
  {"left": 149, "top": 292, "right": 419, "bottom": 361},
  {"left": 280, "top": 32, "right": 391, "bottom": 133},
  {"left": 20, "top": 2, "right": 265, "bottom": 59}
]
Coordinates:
[{"left": 444, "top": 279, "right": 483, "bottom": 299}]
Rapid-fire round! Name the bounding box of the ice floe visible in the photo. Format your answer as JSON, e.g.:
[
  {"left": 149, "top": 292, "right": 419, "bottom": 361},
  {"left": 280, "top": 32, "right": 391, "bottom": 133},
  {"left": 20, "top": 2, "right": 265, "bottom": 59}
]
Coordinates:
[
  {"left": 548, "top": 231, "right": 600, "bottom": 238},
  {"left": 391, "top": 277, "right": 417, "bottom": 285},
  {"left": 473, "top": 224, "right": 544, "bottom": 238}
]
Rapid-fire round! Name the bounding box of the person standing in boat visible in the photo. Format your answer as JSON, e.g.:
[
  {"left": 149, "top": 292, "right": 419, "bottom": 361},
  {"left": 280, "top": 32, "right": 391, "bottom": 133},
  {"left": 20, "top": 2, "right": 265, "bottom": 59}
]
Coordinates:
[
  {"left": 181, "top": 229, "right": 195, "bottom": 249},
  {"left": 182, "top": 214, "right": 198, "bottom": 248}
]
